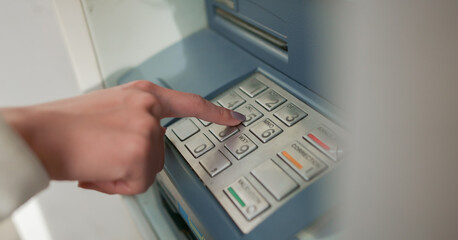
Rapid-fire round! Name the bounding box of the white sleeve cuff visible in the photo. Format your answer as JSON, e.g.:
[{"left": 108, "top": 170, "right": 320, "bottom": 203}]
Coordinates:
[{"left": 0, "top": 115, "right": 50, "bottom": 221}]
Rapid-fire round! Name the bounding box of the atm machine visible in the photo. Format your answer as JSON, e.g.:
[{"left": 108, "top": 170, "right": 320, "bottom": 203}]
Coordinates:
[{"left": 120, "top": 1, "right": 347, "bottom": 239}]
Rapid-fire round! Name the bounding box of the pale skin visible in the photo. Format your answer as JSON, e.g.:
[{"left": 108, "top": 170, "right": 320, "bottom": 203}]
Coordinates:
[{"left": 1, "top": 80, "right": 245, "bottom": 195}]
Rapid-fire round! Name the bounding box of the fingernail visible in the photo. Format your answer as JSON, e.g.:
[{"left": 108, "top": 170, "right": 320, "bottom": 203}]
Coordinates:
[{"left": 231, "top": 111, "right": 246, "bottom": 121}]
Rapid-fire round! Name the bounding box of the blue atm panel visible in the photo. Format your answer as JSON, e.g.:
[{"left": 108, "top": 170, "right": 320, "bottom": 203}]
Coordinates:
[{"left": 119, "top": 1, "right": 347, "bottom": 239}]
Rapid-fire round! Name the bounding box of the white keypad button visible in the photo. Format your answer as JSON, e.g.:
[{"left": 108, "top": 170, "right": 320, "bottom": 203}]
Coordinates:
[
  {"left": 251, "top": 160, "right": 298, "bottom": 201},
  {"left": 250, "top": 118, "right": 283, "bottom": 143},
  {"left": 208, "top": 124, "right": 239, "bottom": 142},
  {"left": 256, "top": 89, "right": 286, "bottom": 111},
  {"left": 217, "top": 91, "right": 246, "bottom": 110},
  {"left": 237, "top": 104, "right": 264, "bottom": 127},
  {"left": 200, "top": 151, "right": 231, "bottom": 177},
  {"left": 278, "top": 142, "right": 327, "bottom": 181},
  {"left": 239, "top": 73, "right": 268, "bottom": 97},
  {"left": 171, "top": 119, "right": 199, "bottom": 141},
  {"left": 198, "top": 118, "right": 212, "bottom": 127},
  {"left": 225, "top": 134, "right": 257, "bottom": 160},
  {"left": 274, "top": 103, "right": 307, "bottom": 127},
  {"left": 185, "top": 134, "right": 215, "bottom": 158},
  {"left": 304, "top": 125, "right": 343, "bottom": 161},
  {"left": 224, "top": 177, "right": 270, "bottom": 221}
]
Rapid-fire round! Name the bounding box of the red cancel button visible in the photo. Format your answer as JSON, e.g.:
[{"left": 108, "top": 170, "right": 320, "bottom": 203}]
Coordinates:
[{"left": 304, "top": 125, "right": 342, "bottom": 161}]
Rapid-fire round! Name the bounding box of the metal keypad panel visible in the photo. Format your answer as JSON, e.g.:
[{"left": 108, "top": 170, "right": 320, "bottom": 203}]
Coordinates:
[
  {"left": 224, "top": 177, "right": 270, "bottom": 221},
  {"left": 225, "top": 134, "right": 257, "bottom": 160},
  {"left": 250, "top": 118, "right": 283, "bottom": 143},
  {"left": 185, "top": 134, "right": 215, "bottom": 158},
  {"left": 217, "top": 91, "right": 246, "bottom": 110},
  {"left": 256, "top": 89, "right": 286, "bottom": 111},
  {"left": 274, "top": 102, "right": 308, "bottom": 127},
  {"left": 165, "top": 72, "right": 347, "bottom": 234},
  {"left": 237, "top": 104, "right": 263, "bottom": 127},
  {"left": 208, "top": 124, "right": 239, "bottom": 142},
  {"left": 239, "top": 72, "right": 268, "bottom": 97}
]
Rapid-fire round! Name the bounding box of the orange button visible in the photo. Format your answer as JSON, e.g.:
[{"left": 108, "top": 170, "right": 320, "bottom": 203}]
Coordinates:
[{"left": 281, "top": 151, "right": 303, "bottom": 169}]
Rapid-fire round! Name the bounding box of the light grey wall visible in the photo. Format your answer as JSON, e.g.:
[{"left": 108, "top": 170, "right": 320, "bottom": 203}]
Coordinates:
[
  {"left": 0, "top": 0, "right": 80, "bottom": 106},
  {"left": 0, "top": 0, "right": 141, "bottom": 239}
]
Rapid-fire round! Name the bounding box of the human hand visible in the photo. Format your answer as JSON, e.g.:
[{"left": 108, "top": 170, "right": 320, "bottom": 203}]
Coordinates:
[{"left": 1, "top": 80, "right": 245, "bottom": 194}]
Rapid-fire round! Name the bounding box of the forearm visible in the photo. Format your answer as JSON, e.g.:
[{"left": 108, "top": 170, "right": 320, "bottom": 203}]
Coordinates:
[{"left": 0, "top": 112, "right": 49, "bottom": 221}]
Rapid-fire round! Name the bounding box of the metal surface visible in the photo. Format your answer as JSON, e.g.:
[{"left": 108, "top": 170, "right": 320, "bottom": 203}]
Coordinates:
[
  {"left": 255, "top": 89, "right": 287, "bottom": 111},
  {"left": 217, "top": 91, "right": 246, "bottom": 110},
  {"left": 249, "top": 118, "right": 283, "bottom": 143},
  {"left": 171, "top": 119, "right": 199, "bottom": 141},
  {"left": 184, "top": 133, "right": 215, "bottom": 158},
  {"left": 224, "top": 134, "right": 258, "bottom": 160},
  {"left": 274, "top": 102, "right": 308, "bottom": 127},
  {"left": 198, "top": 118, "right": 212, "bottom": 127},
  {"left": 304, "top": 125, "right": 343, "bottom": 161},
  {"left": 208, "top": 124, "right": 240, "bottom": 142},
  {"left": 251, "top": 160, "right": 299, "bottom": 201},
  {"left": 215, "top": 8, "right": 288, "bottom": 51},
  {"left": 200, "top": 151, "right": 232, "bottom": 177},
  {"left": 237, "top": 104, "right": 264, "bottom": 127},
  {"left": 239, "top": 73, "right": 268, "bottom": 98},
  {"left": 224, "top": 177, "right": 270, "bottom": 221},
  {"left": 278, "top": 142, "right": 328, "bottom": 181},
  {"left": 165, "top": 73, "right": 346, "bottom": 234}
]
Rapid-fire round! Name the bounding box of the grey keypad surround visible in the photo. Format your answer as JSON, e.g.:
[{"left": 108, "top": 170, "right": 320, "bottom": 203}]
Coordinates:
[{"left": 165, "top": 72, "right": 346, "bottom": 234}]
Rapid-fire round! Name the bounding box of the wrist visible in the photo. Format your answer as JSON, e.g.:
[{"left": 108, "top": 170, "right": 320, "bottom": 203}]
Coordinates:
[
  {"left": 1, "top": 107, "right": 58, "bottom": 179},
  {"left": 1, "top": 107, "right": 34, "bottom": 142}
]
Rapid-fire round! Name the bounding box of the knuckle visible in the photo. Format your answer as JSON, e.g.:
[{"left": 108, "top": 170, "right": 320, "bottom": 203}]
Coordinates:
[
  {"left": 128, "top": 80, "right": 155, "bottom": 92},
  {"left": 133, "top": 92, "right": 157, "bottom": 109}
]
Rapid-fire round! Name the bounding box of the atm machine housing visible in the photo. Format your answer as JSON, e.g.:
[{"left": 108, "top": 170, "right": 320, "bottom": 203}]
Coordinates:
[{"left": 119, "top": 0, "right": 346, "bottom": 239}]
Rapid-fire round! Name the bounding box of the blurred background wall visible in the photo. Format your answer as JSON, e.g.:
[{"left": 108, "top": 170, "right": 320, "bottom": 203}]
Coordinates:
[{"left": 0, "top": 0, "right": 205, "bottom": 239}]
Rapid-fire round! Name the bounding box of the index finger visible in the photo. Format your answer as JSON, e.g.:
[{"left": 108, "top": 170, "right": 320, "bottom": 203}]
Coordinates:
[{"left": 149, "top": 84, "right": 245, "bottom": 126}]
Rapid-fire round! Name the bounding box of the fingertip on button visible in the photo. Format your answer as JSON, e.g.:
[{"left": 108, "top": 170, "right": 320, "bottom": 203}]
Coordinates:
[{"left": 231, "top": 111, "right": 246, "bottom": 122}]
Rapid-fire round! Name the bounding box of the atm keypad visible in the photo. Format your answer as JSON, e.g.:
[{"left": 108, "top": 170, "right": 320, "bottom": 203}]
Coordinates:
[
  {"left": 278, "top": 142, "right": 327, "bottom": 181},
  {"left": 185, "top": 134, "right": 214, "bottom": 158},
  {"left": 200, "top": 151, "right": 231, "bottom": 177},
  {"left": 217, "top": 91, "right": 245, "bottom": 110},
  {"left": 199, "top": 119, "right": 212, "bottom": 127},
  {"left": 304, "top": 125, "right": 343, "bottom": 161},
  {"left": 250, "top": 118, "right": 283, "bottom": 143},
  {"left": 166, "top": 72, "right": 346, "bottom": 234},
  {"left": 251, "top": 160, "right": 299, "bottom": 200},
  {"left": 172, "top": 119, "right": 199, "bottom": 141},
  {"left": 239, "top": 74, "right": 268, "bottom": 97},
  {"left": 208, "top": 124, "right": 239, "bottom": 142},
  {"left": 225, "top": 134, "right": 257, "bottom": 160},
  {"left": 274, "top": 103, "right": 308, "bottom": 127},
  {"left": 256, "top": 89, "right": 286, "bottom": 111},
  {"left": 238, "top": 104, "right": 263, "bottom": 127},
  {"left": 224, "top": 177, "right": 270, "bottom": 221}
]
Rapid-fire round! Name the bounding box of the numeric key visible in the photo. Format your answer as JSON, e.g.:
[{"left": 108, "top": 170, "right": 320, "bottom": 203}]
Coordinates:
[
  {"left": 237, "top": 104, "right": 264, "bottom": 127},
  {"left": 250, "top": 118, "right": 283, "bottom": 143},
  {"left": 208, "top": 124, "right": 239, "bottom": 142},
  {"left": 239, "top": 73, "right": 268, "bottom": 97},
  {"left": 274, "top": 103, "right": 307, "bottom": 126},
  {"left": 225, "top": 134, "right": 257, "bottom": 160},
  {"left": 256, "top": 89, "right": 286, "bottom": 111},
  {"left": 217, "top": 91, "right": 246, "bottom": 110},
  {"left": 185, "top": 134, "right": 215, "bottom": 158}
]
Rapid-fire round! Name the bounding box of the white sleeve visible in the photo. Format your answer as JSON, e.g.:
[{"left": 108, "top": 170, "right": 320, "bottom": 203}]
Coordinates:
[{"left": 0, "top": 115, "right": 49, "bottom": 221}]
